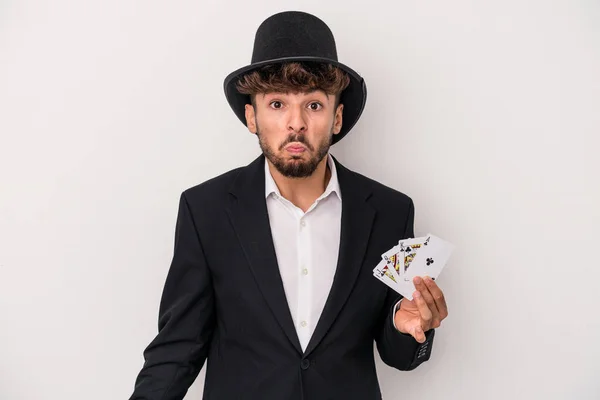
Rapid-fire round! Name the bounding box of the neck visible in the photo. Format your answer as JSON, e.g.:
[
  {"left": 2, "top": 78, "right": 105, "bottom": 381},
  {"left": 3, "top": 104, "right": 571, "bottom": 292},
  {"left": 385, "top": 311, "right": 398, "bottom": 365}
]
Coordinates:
[{"left": 268, "top": 155, "right": 332, "bottom": 212}]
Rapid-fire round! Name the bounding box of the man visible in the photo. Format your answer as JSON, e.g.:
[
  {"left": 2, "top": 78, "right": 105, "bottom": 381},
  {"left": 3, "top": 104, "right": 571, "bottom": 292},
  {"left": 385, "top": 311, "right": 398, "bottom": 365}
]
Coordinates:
[{"left": 130, "top": 10, "right": 448, "bottom": 400}]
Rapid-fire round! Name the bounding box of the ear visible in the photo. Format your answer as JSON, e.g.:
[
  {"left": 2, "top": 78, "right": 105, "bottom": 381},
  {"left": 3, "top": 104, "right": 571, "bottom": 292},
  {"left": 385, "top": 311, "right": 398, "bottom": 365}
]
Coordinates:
[
  {"left": 245, "top": 104, "right": 257, "bottom": 134},
  {"left": 332, "top": 103, "right": 344, "bottom": 135}
]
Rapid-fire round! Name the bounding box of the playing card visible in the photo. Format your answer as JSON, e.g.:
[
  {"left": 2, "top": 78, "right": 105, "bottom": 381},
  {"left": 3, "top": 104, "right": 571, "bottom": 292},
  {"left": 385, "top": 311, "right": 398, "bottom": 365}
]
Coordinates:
[
  {"left": 373, "top": 234, "right": 454, "bottom": 301},
  {"left": 382, "top": 250, "right": 402, "bottom": 281},
  {"left": 394, "top": 279, "right": 419, "bottom": 301},
  {"left": 376, "top": 267, "right": 418, "bottom": 301},
  {"left": 372, "top": 259, "right": 399, "bottom": 291},
  {"left": 377, "top": 237, "right": 423, "bottom": 300},
  {"left": 405, "top": 234, "right": 454, "bottom": 281},
  {"left": 397, "top": 236, "right": 430, "bottom": 282},
  {"left": 382, "top": 236, "right": 426, "bottom": 281}
]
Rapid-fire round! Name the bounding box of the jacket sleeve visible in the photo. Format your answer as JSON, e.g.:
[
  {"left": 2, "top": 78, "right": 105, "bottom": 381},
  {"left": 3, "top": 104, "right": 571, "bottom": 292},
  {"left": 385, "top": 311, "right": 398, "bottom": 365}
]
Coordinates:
[
  {"left": 375, "top": 198, "right": 435, "bottom": 370},
  {"left": 129, "top": 192, "right": 216, "bottom": 400}
]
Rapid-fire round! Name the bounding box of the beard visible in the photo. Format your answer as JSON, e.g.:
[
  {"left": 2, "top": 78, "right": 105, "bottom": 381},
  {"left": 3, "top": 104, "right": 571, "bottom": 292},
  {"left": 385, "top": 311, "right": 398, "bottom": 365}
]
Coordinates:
[{"left": 256, "top": 124, "right": 333, "bottom": 178}]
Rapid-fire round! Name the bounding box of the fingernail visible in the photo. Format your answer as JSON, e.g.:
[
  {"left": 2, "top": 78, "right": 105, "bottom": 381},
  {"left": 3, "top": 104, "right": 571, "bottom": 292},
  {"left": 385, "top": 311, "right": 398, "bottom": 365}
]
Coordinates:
[
  {"left": 414, "top": 277, "right": 422, "bottom": 284},
  {"left": 414, "top": 291, "right": 421, "bottom": 298}
]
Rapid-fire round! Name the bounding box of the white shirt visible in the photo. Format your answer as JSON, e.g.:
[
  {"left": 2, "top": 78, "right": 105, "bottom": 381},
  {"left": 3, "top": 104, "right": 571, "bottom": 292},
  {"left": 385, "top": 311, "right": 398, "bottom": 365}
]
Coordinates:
[
  {"left": 265, "top": 154, "right": 404, "bottom": 351},
  {"left": 265, "top": 153, "right": 341, "bottom": 352}
]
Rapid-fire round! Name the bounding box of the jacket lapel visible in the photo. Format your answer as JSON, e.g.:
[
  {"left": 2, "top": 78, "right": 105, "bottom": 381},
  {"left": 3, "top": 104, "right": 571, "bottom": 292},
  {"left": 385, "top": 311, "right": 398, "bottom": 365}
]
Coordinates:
[
  {"left": 226, "top": 155, "right": 303, "bottom": 354},
  {"left": 303, "top": 157, "right": 375, "bottom": 356}
]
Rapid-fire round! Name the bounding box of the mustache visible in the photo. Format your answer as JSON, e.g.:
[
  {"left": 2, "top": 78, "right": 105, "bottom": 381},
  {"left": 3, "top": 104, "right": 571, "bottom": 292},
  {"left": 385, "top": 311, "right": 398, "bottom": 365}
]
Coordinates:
[{"left": 279, "top": 133, "right": 314, "bottom": 151}]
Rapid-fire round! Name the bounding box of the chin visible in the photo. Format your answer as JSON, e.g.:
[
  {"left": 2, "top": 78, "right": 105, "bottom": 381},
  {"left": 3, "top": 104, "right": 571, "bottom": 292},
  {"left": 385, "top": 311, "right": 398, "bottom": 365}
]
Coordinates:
[{"left": 283, "top": 159, "right": 307, "bottom": 169}]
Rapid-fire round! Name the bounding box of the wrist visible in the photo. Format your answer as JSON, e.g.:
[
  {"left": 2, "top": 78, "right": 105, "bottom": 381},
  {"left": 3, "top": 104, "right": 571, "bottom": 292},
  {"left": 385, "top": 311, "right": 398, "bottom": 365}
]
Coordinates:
[{"left": 392, "top": 299, "right": 410, "bottom": 334}]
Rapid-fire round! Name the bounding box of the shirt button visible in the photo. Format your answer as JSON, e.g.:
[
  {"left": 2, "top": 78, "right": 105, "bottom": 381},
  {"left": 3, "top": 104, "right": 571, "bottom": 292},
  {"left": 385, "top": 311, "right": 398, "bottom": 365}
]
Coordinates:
[
  {"left": 300, "top": 220, "right": 306, "bottom": 227},
  {"left": 302, "top": 268, "right": 308, "bottom": 276},
  {"left": 300, "top": 359, "right": 310, "bottom": 370},
  {"left": 300, "top": 321, "right": 307, "bottom": 328}
]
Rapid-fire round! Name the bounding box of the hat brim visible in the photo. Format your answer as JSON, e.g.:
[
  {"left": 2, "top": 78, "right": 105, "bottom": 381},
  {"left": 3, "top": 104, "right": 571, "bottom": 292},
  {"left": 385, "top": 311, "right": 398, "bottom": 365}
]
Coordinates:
[{"left": 223, "top": 56, "right": 367, "bottom": 145}]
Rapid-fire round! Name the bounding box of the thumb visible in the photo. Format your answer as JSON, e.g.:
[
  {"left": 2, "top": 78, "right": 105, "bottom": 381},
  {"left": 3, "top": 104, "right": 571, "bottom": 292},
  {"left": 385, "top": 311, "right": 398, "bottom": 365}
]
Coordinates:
[{"left": 412, "top": 325, "right": 426, "bottom": 343}]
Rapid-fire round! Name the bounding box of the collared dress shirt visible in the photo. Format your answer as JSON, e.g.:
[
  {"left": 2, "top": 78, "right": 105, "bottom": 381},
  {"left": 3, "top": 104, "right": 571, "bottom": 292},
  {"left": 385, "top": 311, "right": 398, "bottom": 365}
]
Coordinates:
[
  {"left": 265, "top": 153, "right": 342, "bottom": 351},
  {"left": 265, "top": 153, "right": 403, "bottom": 352}
]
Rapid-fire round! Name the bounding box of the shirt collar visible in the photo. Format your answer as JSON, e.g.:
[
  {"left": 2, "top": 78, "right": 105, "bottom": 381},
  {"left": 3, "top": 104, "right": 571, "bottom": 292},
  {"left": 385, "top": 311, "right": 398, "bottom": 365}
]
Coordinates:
[{"left": 264, "top": 153, "right": 342, "bottom": 201}]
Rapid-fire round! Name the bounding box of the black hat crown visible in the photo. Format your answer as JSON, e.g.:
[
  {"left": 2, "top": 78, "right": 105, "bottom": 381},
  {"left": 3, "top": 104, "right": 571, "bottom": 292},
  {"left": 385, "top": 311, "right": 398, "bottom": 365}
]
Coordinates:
[{"left": 251, "top": 12, "right": 338, "bottom": 63}]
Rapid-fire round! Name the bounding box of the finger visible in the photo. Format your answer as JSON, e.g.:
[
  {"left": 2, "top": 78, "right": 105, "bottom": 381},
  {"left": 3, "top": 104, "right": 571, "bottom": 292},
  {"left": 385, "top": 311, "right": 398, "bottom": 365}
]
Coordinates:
[
  {"left": 411, "top": 323, "right": 426, "bottom": 343},
  {"left": 413, "top": 276, "right": 440, "bottom": 326},
  {"left": 401, "top": 319, "right": 426, "bottom": 343},
  {"left": 423, "top": 276, "right": 448, "bottom": 320},
  {"left": 413, "top": 290, "right": 433, "bottom": 334}
]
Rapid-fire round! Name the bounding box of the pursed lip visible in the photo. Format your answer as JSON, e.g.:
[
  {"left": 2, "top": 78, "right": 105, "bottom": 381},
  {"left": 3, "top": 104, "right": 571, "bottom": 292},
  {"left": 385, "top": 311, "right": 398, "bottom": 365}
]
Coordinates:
[{"left": 285, "top": 143, "right": 307, "bottom": 153}]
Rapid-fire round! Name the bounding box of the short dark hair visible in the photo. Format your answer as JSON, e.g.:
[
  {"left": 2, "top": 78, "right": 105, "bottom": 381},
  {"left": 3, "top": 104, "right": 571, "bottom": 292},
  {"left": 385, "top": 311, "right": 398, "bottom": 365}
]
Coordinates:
[{"left": 236, "top": 62, "right": 350, "bottom": 108}]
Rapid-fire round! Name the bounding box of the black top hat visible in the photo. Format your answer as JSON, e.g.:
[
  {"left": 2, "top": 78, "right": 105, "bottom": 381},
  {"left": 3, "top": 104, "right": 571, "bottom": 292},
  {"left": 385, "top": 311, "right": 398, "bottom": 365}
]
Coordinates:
[{"left": 223, "top": 11, "right": 367, "bottom": 145}]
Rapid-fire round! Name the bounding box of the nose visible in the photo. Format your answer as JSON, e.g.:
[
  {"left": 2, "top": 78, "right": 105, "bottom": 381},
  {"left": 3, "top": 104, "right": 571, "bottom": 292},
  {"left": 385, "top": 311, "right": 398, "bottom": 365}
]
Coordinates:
[{"left": 287, "top": 105, "right": 307, "bottom": 133}]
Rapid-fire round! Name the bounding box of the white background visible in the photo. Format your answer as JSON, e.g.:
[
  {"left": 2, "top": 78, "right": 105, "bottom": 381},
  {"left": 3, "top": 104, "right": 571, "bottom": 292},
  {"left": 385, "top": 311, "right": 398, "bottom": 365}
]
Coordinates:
[{"left": 1, "top": 1, "right": 599, "bottom": 399}]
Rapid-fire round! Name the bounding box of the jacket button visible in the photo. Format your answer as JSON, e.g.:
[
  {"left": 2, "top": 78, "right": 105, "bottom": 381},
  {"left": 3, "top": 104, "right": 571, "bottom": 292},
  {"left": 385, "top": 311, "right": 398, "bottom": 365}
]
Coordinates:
[{"left": 300, "top": 359, "right": 310, "bottom": 370}]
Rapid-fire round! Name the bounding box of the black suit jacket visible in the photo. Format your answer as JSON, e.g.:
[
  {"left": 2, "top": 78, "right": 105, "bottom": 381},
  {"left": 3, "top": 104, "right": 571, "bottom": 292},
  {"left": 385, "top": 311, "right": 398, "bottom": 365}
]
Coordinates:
[{"left": 130, "top": 155, "right": 435, "bottom": 400}]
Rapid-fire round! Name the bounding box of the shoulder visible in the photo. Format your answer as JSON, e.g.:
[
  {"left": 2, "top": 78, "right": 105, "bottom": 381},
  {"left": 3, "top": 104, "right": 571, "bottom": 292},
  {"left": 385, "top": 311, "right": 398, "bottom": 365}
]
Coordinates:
[
  {"left": 337, "top": 160, "right": 414, "bottom": 211},
  {"left": 180, "top": 166, "right": 244, "bottom": 205},
  {"left": 360, "top": 171, "right": 412, "bottom": 206},
  {"left": 339, "top": 164, "right": 416, "bottom": 236}
]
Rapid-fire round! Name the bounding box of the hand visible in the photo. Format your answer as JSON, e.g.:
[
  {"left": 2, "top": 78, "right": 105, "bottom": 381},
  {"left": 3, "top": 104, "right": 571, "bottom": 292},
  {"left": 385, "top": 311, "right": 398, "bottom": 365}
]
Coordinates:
[{"left": 393, "top": 276, "right": 448, "bottom": 343}]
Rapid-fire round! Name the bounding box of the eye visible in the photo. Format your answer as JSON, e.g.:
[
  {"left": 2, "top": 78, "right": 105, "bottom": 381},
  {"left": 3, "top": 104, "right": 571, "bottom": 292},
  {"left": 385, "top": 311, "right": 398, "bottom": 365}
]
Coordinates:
[
  {"left": 269, "top": 101, "right": 283, "bottom": 109},
  {"left": 308, "top": 102, "right": 323, "bottom": 111}
]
